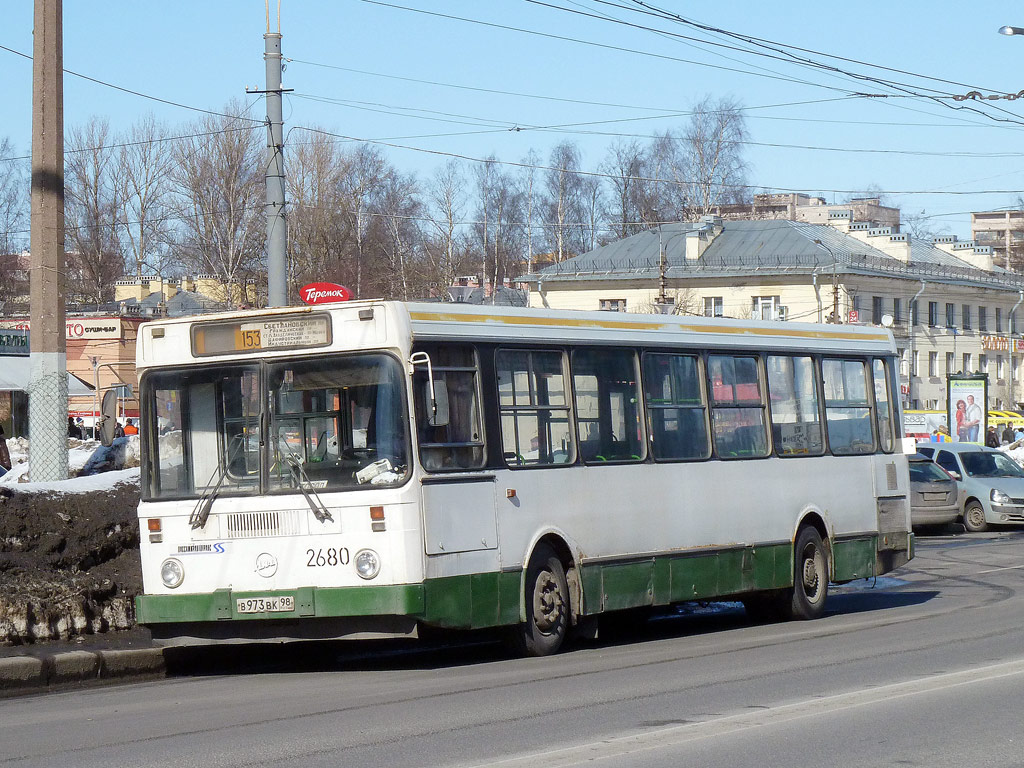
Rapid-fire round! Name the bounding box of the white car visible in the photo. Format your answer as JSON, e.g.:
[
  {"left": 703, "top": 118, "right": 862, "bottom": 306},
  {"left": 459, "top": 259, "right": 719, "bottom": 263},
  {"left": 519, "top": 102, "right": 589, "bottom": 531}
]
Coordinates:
[{"left": 917, "top": 443, "right": 1024, "bottom": 532}]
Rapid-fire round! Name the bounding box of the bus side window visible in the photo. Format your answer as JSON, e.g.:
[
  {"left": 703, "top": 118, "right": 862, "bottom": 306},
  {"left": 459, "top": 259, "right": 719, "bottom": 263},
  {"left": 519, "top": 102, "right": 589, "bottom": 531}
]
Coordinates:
[
  {"left": 872, "top": 358, "right": 895, "bottom": 453},
  {"left": 413, "top": 345, "right": 485, "bottom": 471},
  {"left": 572, "top": 348, "right": 645, "bottom": 463},
  {"left": 642, "top": 353, "right": 709, "bottom": 460},
  {"left": 496, "top": 349, "right": 575, "bottom": 467},
  {"left": 822, "top": 359, "right": 875, "bottom": 455},
  {"left": 708, "top": 355, "right": 769, "bottom": 459},
  {"left": 766, "top": 355, "right": 824, "bottom": 457}
]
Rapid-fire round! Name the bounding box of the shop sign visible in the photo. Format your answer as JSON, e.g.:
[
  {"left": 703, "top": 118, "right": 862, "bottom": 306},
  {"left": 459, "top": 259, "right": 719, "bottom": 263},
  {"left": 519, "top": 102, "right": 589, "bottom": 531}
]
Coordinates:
[
  {"left": 300, "top": 282, "right": 352, "bottom": 305},
  {"left": 0, "top": 318, "right": 124, "bottom": 340},
  {"left": 980, "top": 335, "right": 1024, "bottom": 353},
  {"left": 0, "top": 330, "right": 29, "bottom": 356}
]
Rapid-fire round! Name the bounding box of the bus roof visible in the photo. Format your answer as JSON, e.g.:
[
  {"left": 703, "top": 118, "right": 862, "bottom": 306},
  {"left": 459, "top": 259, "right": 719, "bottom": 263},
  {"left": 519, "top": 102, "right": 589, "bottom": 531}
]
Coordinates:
[{"left": 137, "top": 300, "right": 897, "bottom": 369}]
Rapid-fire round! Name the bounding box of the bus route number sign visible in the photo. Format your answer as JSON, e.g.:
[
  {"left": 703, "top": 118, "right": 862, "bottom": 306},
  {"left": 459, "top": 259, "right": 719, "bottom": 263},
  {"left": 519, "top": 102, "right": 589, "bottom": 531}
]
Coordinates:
[{"left": 193, "top": 314, "right": 332, "bottom": 356}]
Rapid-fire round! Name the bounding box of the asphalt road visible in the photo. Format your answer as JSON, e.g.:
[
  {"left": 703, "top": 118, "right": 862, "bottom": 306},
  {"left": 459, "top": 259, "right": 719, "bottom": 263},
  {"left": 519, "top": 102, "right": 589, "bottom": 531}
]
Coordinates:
[{"left": 3, "top": 530, "right": 1024, "bottom": 768}]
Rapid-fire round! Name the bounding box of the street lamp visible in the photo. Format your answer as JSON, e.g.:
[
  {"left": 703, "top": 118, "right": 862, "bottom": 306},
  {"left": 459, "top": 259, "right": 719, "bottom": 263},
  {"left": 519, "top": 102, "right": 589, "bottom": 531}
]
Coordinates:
[{"left": 999, "top": 25, "right": 1024, "bottom": 35}]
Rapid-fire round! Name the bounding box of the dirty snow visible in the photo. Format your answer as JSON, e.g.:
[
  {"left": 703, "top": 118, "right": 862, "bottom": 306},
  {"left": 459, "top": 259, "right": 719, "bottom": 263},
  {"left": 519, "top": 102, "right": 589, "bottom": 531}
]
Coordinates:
[{"left": 0, "top": 435, "right": 140, "bottom": 490}]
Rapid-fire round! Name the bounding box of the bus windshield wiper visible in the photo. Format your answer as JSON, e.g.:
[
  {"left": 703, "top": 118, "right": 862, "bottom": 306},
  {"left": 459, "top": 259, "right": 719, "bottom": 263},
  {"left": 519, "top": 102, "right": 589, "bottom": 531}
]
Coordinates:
[
  {"left": 282, "top": 449, "right": 334, "bottom": 524},
  {"left": 190, "top": 463, "right": 227, "bottom": 530}
]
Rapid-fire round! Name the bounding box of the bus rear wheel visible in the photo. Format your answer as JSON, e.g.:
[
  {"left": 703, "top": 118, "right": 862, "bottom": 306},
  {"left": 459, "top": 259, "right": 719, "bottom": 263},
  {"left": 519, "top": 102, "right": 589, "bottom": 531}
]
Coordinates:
[
  {"left": 515, "top": 544, "right": 570, "bottom": 657},
  {"left": 785, "top": 526, "right": 828, "bottom": 620}
]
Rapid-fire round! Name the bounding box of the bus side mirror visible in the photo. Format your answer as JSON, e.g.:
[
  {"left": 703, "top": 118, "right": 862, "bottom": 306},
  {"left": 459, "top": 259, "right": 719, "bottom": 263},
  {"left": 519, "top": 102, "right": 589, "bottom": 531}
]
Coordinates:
[{"left": 427, "top": 380, "right": 449, "bottom": 427}]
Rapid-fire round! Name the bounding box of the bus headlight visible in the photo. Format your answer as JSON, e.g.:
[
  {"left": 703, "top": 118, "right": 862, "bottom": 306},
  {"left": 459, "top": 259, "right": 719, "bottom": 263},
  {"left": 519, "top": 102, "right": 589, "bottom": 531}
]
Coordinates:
[
  {"left": 160, "top": 558, "right": 185, "bottom": 589},
  {"left": 991, "top": 489, "right": 1013, "bottom": 505},
  {"left": 354, "top": 549, "right": 381, "bottom": 580}
]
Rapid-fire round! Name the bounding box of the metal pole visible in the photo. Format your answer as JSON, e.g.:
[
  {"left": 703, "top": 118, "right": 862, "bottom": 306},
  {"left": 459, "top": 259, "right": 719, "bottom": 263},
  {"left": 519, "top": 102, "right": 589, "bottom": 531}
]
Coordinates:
[
  {"left": 264, "top": 20, "right": 288, "bottom": 307},
  {"left": 29, "top": 0, "right": 68, "bottom": 481}
]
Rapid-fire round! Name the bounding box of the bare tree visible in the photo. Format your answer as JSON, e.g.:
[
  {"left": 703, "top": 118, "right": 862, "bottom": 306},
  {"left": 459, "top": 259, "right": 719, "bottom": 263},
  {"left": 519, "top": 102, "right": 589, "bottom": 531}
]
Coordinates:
[
  {"left": 65, "top": 118, "right": 124, "bottom": 304},
  {"left": 171, "top": 102, "right": 264, "bottom": 305},
  {"left": 423, "top": 159, "right": 466, "bottom": 296},
  {"left": 519, "top": 149, "right": 540, "bottom": 272},
  {"left": 474, "top": 156, "right": 497, "bottom": 288},
  {"left": 116, "top": 115, "right": 175, "bottom": 281},
  {"left": 682, "top": 96, "right": 749, "bottom": 216},
  {"left": 371, "top": 171, "right": 422, "bottom": 301},
  {"left": 0, "top": 138, "right": 29, "bottom": 306},
  {"left": 544, "top": 141, "right": 583, "bottom": 262},
  {"left": 578, "top": 173, "right": 604, "bottom": 253},
  {"left": 601, "top": 139, "right": 647, "bottom": 239},
  {"left": 338, "top": 143, "right": 388, "bottom": 299},
  {"left": 287, "top": 130, "right": 350, "bottom": 291}
]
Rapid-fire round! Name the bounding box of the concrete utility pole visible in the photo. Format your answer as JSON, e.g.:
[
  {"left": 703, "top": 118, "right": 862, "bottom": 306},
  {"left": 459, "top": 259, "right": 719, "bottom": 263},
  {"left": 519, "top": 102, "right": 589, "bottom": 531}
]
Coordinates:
[
  {"left": 263, "top": 2, "right": 289, "bottom": 307},
  {"left": 29, "top": 0, "right": 68, "bottom": 481}
]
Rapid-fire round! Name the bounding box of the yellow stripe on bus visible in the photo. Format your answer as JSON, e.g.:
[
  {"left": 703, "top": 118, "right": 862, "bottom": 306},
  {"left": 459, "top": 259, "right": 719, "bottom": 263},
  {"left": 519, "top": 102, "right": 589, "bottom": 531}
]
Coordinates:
[{"left": 409, "top": 311, "right": 891, "bottom": 342}]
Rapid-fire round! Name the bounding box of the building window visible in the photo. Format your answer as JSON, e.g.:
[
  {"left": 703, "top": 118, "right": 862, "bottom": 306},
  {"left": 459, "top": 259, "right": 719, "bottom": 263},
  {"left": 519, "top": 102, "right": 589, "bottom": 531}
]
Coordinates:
[
  {"left": 893, "top": 298, "right": 902, "bottom": 325},
  {"left": 945, "top": 303, "right": 955, "bottom": 328},
  {"left": 928, "top": 352, "right": 938, "bottom": 377},
  {"left": 928, "top": 301, "right": 938, "bottom": 327},
  {"left": 996, "top": 308, "right": 1003, "bottom": 333},
  {"left": 979, "top": 306, "right": 987, "bottom": 332},
  {"left": 980, "top": 354, "right": 988, "bottom": 373},
  {"left": 912, "top": 351, "right": 919, "bottom": 377},
  {"left": 911, "top": 300, "right": 919, "bottom": 326},
  {"left": 962, "top": 304, "right": 971, "bottom": 330},
  {"left": 946, "top": 352, "right": 955, "bottom": 375},
  {"left": 599, "top": 299, "right": 626, "bottom": 312},
  {"left": 1011, "top": 310, "right": 1017, "bottom": 335},
  {"left": 703, "top": 297, "right": 723, "bottom": 317},
  {"left": 998, "top": 355, "right": 1005, "bottom": 379},
  {"left": 964, "top": 353, "right": 972, "bottom": 373},
  {"left": 751, "top": 295, "right": 783, "bottom": 321},
  {"left": 1014, "top": 357, "right": 1020, "bottom": 382},
  {"left": 872, "top": 296, "right": 883, "bottom": 325}
]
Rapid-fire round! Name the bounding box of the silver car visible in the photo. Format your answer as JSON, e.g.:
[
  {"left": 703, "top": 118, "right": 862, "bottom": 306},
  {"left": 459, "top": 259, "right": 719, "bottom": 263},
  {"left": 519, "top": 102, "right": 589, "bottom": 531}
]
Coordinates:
[
  {"left": 908, "top": 453, "right": 959, "bottom": 528},
  {"left": 917, "top": 443, "right": 1024, "bottom": 532}
]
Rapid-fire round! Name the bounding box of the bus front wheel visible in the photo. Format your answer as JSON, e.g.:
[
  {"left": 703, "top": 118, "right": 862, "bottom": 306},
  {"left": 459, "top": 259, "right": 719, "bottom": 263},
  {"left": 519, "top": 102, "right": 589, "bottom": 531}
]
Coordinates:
[
  {"left": 515, "top": 544, "right": 570, "bottom": 657},
  {"left": 786, "top": 526, "right": 828, "bottom": 620}
]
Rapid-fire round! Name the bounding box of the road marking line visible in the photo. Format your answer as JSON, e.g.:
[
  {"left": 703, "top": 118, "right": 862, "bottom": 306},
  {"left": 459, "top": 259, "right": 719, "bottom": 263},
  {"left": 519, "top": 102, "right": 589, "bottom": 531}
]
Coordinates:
[
  {"left": 464, "top": 659, "right": 1024, "bottom": 768},
  {"left": 977, "top": 564, "right": 1024, "bottom": 574}
]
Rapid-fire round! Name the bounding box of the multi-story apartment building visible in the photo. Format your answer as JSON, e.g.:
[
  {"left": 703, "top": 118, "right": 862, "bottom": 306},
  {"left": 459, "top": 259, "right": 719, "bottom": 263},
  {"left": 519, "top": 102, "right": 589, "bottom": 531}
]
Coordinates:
[
  {"left": 971, "top": 208, "right": 1024, "bottom": 271},
  {"left": 521, "top": 214, "right": 1024, "bottom": 411},
  {"left": 707, "top": 193, "right": 900, "bottom": 227}
]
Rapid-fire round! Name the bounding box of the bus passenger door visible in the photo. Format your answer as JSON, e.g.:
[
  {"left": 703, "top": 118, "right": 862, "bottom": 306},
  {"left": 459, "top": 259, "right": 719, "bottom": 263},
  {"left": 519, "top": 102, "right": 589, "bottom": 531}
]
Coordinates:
[{"left": 421, "top": 477, "right": 498, "bottom": 555}]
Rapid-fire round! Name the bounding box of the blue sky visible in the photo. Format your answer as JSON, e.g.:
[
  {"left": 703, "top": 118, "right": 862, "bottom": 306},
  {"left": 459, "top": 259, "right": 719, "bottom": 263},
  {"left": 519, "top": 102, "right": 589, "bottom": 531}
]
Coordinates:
[{"left": 5, "top": 1, "right": 1024, "bottom": 239}]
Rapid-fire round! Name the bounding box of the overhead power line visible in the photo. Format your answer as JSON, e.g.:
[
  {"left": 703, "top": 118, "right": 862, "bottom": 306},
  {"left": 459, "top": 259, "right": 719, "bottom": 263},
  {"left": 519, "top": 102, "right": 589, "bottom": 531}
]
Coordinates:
[{"left": 0, "top": 43, "right": 265, "bottom": 123}]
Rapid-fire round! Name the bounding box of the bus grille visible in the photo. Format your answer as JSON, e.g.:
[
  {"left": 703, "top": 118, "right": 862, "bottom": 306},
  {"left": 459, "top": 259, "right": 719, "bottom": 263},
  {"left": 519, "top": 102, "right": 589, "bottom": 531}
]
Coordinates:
[{"left": 224, "top": 510, "right": 303, "bottom": 539}]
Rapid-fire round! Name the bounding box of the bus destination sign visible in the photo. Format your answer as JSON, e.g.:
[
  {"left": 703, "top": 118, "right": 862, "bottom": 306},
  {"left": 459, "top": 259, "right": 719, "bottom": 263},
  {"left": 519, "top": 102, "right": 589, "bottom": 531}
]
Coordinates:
[{"left": 192, "top": 314, "right": 332, "bottom": 356}]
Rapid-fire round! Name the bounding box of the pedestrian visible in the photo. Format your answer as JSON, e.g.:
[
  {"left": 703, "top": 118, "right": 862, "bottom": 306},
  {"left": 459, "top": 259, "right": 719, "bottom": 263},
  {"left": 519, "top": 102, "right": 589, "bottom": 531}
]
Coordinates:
[
  {"left": 114, "top": 421, "right": 125, "bottom": 439},
  {"left": 67, "top": 416, "right": 82, "bottom": 440},
  {"left": 0, "top": 423, "right": 10, "bottom": 477},
  {"left": 985, "top": 425, "right": 1001, "bottom": 448},
  {"left": 1002, "top": 423, "right": 1015, "bottom": 445},
  {"left": 123, "top": 418, "right": 138, "bottom": 436}
]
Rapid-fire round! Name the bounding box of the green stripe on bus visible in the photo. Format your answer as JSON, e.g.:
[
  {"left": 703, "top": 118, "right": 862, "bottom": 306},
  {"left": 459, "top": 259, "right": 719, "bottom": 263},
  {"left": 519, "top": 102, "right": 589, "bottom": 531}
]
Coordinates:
[
  {"left": 136, "top": 536, "right": 886, "bottom": 629},
  {"left": 832, "top": 537, "right": 878, "bottom": 582}
]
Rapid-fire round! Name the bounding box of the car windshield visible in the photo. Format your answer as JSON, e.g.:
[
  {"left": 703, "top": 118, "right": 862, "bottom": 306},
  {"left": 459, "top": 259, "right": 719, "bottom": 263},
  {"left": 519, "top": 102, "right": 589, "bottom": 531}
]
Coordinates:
[
  {"left": 959, "top": 451, "right": 1024, "bottom": 478},
  {"left": 909, "top": 461, "right": 953, "bottom": 483}
]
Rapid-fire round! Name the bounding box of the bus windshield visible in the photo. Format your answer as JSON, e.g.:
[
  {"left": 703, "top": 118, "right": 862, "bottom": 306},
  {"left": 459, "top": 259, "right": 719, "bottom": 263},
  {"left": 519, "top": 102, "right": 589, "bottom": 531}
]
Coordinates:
[{"left": 143, "top": 353, "right": 409, "bottom": 499}]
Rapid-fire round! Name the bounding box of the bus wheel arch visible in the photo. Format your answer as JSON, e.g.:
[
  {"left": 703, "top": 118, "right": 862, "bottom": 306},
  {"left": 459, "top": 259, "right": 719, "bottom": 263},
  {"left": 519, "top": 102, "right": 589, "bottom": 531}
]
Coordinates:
[{"left": 514, "top": 535, "right": 577, "bottom": 656}]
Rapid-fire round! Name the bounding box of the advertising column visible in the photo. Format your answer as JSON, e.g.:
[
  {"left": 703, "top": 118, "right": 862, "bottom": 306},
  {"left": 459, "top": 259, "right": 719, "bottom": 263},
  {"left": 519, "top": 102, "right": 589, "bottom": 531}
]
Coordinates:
[{"left": 948, "top": 374, "right": 988, "bottom": 445}]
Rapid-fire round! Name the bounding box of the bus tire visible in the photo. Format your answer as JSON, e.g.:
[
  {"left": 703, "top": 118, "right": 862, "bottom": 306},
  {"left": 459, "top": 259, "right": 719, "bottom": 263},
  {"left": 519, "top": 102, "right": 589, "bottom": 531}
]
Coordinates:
[
  {"left": 785, "top": 526, "right": 828, "bottom": 620},
  {"left": 515, "top": 544, "right": 570, "bottom": 657},
  {"left": 963, "top": 501, "right": 988, "bottom": 533}
]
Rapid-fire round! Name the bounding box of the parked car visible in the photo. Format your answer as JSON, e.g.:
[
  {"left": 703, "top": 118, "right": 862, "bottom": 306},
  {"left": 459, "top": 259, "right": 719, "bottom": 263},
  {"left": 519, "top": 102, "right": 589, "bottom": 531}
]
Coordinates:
[
  {"left": 917, "top": 443, "right": 1024, "bottom": 532},
  {"left": 908, "top": 453, "right": 960, "bottom": 528}
]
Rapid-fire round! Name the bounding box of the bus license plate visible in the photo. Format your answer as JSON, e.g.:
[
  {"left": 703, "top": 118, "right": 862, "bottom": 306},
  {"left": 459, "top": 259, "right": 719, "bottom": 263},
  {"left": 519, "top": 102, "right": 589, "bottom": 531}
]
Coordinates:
[{"left": 236, "top": 596, "right": 294, "bottom": 614}]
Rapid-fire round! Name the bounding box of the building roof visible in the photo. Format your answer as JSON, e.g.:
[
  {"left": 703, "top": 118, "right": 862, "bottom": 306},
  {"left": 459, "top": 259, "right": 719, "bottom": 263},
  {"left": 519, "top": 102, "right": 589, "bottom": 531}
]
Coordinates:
[{"left": 522, "top": 219, "right": 1024, "bottom": 292}]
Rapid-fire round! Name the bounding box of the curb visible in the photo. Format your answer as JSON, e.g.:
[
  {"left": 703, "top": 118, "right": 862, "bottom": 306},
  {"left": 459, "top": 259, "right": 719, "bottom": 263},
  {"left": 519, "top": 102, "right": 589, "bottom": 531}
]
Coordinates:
[{"left": 0, "top": 648, "right": 166, "bottom": 697}]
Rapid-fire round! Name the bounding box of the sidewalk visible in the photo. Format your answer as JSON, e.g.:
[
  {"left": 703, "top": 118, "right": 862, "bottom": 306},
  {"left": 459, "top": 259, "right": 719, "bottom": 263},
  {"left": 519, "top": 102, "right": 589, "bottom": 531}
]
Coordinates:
[{"left": 0, "top": 627, "right": 165, "bottom": 697}]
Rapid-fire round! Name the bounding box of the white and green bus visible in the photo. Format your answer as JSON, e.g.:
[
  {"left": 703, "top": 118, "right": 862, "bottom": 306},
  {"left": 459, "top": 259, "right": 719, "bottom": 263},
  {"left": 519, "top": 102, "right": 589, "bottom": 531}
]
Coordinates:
[{"left": 135, "top": 301, "right": 913, "bottom": 655}]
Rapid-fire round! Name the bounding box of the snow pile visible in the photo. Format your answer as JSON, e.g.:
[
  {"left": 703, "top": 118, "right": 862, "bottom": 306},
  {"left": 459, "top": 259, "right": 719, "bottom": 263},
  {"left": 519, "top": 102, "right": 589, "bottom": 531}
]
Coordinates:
[{"left": 1, "top": 435, "right": 140, "bottom": 487}]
